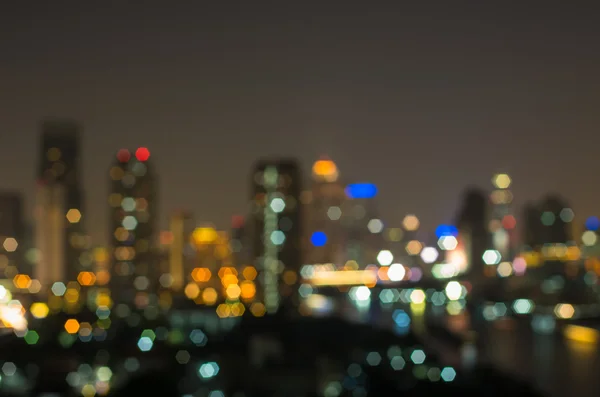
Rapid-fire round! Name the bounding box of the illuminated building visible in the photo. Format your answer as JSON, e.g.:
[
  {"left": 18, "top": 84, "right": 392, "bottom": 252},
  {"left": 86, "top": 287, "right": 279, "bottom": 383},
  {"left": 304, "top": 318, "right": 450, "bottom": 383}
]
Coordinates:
[
  {"left": 340, "top": 182, "right": 382, "bottom": 266},
  {"left": 489, "top": 173, "right": 515, "bottom": 260},
  {"left": 108, "top": 147, "right": 157, "bottom": 307},
  {"left": 230, "top": 215, "right": 250, "bottom": 269},
  {"left": 305, "top": 159, "right": 347, "bottom": 266},
  {"left": 168, "top": 210, "right": 195, "bottom": 291},
  {"left": 0, "top": 192, "right": 25, "bottom": 278},
  {"left": 35, "top": 120, "right": 85, "bottom": 291},
  {"left": 524, "top": 195, "right": 573, "bottom": 247},
  {"left": 250, "top": 159, "right": 302, "bottom": 313}
]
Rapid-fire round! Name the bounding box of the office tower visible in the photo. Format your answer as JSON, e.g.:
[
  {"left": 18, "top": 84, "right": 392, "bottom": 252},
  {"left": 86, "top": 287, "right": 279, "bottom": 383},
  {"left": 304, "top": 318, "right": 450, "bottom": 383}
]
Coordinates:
[
  {"left": 250, "top": 159, "right": 302, "bottom": 313},
  {"left": 0, "top": 192, "right": 25, "bottom": 278},
  {"left": 35, "top": 120, "right": 85, "bottom": 290},
  {"left": 455, "top": 187, "right": 491, "bottom": 278},
  {"left": 305, "top": 159, "right": 347, "bottom": 266},
  {"left": 108, "top": 147, "right": 157, "bottom": 307},
  {"left": 340, "top": 182, "right": 381, "bottom": 266},
  {"left": 168, "top": 210, "right": 195, "bottom": 292},
  {"left": 489, "top": 173, "right": 515, "bottom": 260}
]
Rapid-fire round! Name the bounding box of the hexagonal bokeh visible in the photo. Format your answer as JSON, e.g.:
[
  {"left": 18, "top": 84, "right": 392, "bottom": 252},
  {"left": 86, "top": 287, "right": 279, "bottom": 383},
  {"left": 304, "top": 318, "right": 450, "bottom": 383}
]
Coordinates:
[
  {"left": 366, "top": 351, "right": 382, "bottom": 366},
  {"left": 405, "top": 240, "right": 422, "bottom": 255},
  {"left": 410, "top": 349, "right": 426, "bottom": 364},
  {"left": 402, "top": 215, "right": 420, "bottom": 231},
  {"left": 367, "top": 219, "right": 384, "bottom": 234},
  {"left": 198, "top": 362, "right": 220, "bottom": 379},
  {"left": 437, "top": 235, "right": 458, "bottom": 251},
  {"left": 420, "top": 247, "right": 439, "bottom": 264},
  {"left": 388, "top": 264, "right": 406, "bottom": 281},
  {"left": 189, "top": 329, "right": 208, "bottom": 346},
  {"left": 482, "top": 249, "right": 501, "bottom": 265},
  {"left": 122, "top": 215, "right": 138, "bottom": 231},
  {"left": 327, "top": 206, "right": 342, "bottom": 220},
  {"left": 270, "top": 230, "right": 286, "bottom": 245},
  {"left": 376, "top": 250, "right": 393, "bottom": 266},
  {"left": 441, "top": 367, "right": 457, "bottom": 382},
  {"left": 492, "top": 173, "right": 511, "bottom": 189},
  {"left": 66, "top": 208, "right": 82, "bottom": 223},
  {"left": 269, "top": 197, "right": 285, "bottom": 213},
  {"left": 51, "top": 282, "right": 67, "bottom": 296},
  {"left": 2, "top": 237, "right": 18, "bottom": 252}
]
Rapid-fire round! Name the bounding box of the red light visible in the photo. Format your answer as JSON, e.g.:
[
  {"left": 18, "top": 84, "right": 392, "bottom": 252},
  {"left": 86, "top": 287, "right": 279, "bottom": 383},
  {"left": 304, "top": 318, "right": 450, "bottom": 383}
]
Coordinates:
[
  {"left": 117, "top": 149, "right": 130, "bottom": 163},
  {"left": 502, "top": 215, "right": 517, "bottom": 230},
  {"left": 135, "top": 147, "right": 150, "bottom": 162},
  {"left": 232, "top": 215, "right": 245, "bottom": 229}
]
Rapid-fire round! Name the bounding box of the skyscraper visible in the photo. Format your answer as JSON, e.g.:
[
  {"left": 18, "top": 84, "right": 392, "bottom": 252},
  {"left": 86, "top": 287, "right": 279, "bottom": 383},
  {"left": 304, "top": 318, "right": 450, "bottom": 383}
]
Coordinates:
[
  {"left": 108, "top": 147, "right": 157, "bottom": 308},
  {"left": 250, "top": 159, "right": 302, "bottom": 313},
  {"left": 305, "top": 159, "right": 346, "bottom": 266},
  {"left": 35, "top": 120, "right": 85, "bottom": 290},
  {"left": 455, "top": 187, "right": 491, "bottom": 278},
  {"left": 489, "top": 173, "right": 515, "bottom": 260},
  {"left": 0, "top": 192, "right": 25, "bottom": 278},
  {"left": 168, "top": 210, "right": 195, "bottom": 292}
]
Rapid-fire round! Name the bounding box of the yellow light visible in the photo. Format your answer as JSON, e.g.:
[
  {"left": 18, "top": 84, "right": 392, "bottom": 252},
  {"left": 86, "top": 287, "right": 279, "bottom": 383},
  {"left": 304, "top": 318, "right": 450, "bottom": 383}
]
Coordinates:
[
  {"left": 30, "top": 302, "right": 49, "bottom": 319},
  {"left": 312, "top": 159, "right": 339, "bottom": 182},
  {"left": 309, "top": 270, "right": 377, "bottom": 287},
  {"left": 191, "top": 227, "right": 218, "bottom": 245},
  {"left": 231, "top": 302, "right": 245, "bottom": 317},
  {"left": 492, "top": 173, "right": 511, "bottom": 189},
  {"left": 66, "top": 208, "right": 82, "bottom": 223},
  {"left": 564, "top": 325, "right": 599, "bottom": 344},
  {"left": 216, "top": 303, "right": 231, "bottom": 318},
  {"left": 64, "top": 319, "right": 80, "bottom": 334},
  {"left": 202, "top": 287, "right": 218, "bottom": 305},
  {"left": 184, "top": 283, "right": 200, "bottom": 299},
  {"left": 225, "top": 284, "right": 241, "bottom": 299},
  {"left": 64, "top": 288, "right": 80, "bottom": 304}
]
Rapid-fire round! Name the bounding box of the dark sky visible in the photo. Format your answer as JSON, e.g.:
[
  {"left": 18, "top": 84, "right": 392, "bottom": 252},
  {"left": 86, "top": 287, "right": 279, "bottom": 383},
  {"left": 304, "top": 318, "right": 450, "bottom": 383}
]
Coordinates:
[{"left": 1, "top": 2, "right": 599, "bottom": 245}]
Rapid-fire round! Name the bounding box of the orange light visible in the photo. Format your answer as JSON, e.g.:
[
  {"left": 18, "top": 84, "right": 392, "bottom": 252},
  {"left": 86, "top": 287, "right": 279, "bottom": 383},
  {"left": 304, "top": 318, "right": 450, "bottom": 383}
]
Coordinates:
[
  {"left": 64, "top": 319, "right": 80, "bottom": 334},
  {"left": 240, "top": 281, "right": 256, "bottom": 300},
  {"left": 309, "top": 270, "right": 377, "bottom": 286},
  {"left": 191, "top": 268, "right": 211, "bottom": 282},
  {"left": 77, "top": 271, "right": 96, "bottom": 286},
  {"left": 242, "top": 266, "right": 257, "bottom": 281},
  {"left": 13, "top": 274, "right": 32, "bottom": 289},
  {"left": 312, "top": 159, "right": 339, "bottom": 182}
]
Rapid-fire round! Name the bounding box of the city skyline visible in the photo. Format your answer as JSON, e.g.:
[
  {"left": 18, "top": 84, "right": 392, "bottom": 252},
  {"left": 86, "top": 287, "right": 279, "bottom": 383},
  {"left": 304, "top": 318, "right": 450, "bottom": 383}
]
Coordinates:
[{"left": 2, "top": 2, "right": 600, "bottom": 245}]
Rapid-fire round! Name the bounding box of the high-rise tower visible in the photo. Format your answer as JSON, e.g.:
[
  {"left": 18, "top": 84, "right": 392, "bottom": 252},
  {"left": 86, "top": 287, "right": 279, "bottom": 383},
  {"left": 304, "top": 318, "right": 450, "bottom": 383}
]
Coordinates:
[
  {"left": 250, "top": 159, "right": 302, "bottom": 313},
  {"left": 35, "top": 120, "right": 85, "bottom": 290},
  {"left": 108, "top": 147, "right": 157, "bottom": 308}
]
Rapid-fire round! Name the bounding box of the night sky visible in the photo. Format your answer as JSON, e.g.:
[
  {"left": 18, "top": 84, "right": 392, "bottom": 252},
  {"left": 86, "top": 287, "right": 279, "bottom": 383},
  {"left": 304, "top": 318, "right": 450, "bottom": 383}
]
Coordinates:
[{"left": 1, "top": 2, "right": 599, "bottom": 245}]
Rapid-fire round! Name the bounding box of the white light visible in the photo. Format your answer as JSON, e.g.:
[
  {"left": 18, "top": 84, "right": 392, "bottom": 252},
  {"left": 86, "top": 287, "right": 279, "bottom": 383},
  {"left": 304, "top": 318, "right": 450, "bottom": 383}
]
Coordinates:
[
  {"left": 270, "top": 198, "right": 285, "bottom": 213},
  {"left": 377, "top": 250, "right": 394, "bottom": 266},
  {"left": 327, "top": 206, "right": 342, "bottom": 220},
  {"left": 437, "top": 236, "right": 458, "bottom": 251},
  {"left": 482, "top": 250, "right": 501, "bottom": 265},
  {"left": 582, "top": 231, "right": 597, "bottom": 246},
  {"left": 445, "top": 281, "right": 462, "bottom": 301},
  {"left": 354, "top": 286, "right": 371, "bottom": 301},
  {"left": 388, "top": 264, "right": 406, "bottom": 281},
  {"left": 410, "top": 289, "right": 426, "bottom": 304},
  {"left": 420, "top": 247, "right": 439, "bottom": 264},
  {"left": 497, "top": 262, "right": 513, "bottom": 277},
  {"left": 367, "top": 219, "right": 384, "bottom": 234}
]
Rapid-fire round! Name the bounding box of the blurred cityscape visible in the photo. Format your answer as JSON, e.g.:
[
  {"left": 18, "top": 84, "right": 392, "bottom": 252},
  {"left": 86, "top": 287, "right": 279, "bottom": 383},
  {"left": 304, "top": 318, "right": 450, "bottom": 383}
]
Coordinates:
[{"left": 1, "top": 119, "right": 599, "bottom": 396}]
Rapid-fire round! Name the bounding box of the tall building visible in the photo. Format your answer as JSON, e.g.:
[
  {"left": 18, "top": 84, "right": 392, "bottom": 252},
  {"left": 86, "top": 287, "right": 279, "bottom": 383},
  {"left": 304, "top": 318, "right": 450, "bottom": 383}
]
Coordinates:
[
  {"left": 489, "top": 173, "right": 515, "bottom": 260},
  {"left": 108, "top": 147, "right": 157, "bottom": 308},
  {"left": 305, "top": 159, "right": 347, "bottom": 266},
  {"left": 0, "top": 192, "right": 25, "bottom": 278},
  {"left": 35, "top": 120, "right": 85, "bottom": 290},
  {"left": 168, "top": 210, "right": 195, "bottom": 292},
  {"left": 455, "top": 187, "right": 491, "bottom": 278},
  {"left": 250, "top": 159, "right": 302, "bottom": 313}
]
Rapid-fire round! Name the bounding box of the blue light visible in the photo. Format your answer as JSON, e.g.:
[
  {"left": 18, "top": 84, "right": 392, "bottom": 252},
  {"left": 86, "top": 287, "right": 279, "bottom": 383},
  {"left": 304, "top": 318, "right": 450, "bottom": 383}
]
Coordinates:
[
  {"left": 585, "top": 216, "right": 600, "bottom": 231},
  {"left": 345, "top": 183, "right": 378, "bottom": 199},
  {"left": 435, "top": 224, "right": 458, "bottom": 238},
  {"left": 311, "top": 231, "right": 328, "bottom": 247},
  {"left": 392, "top": 309, "right": 411, "bottom": 327}
]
